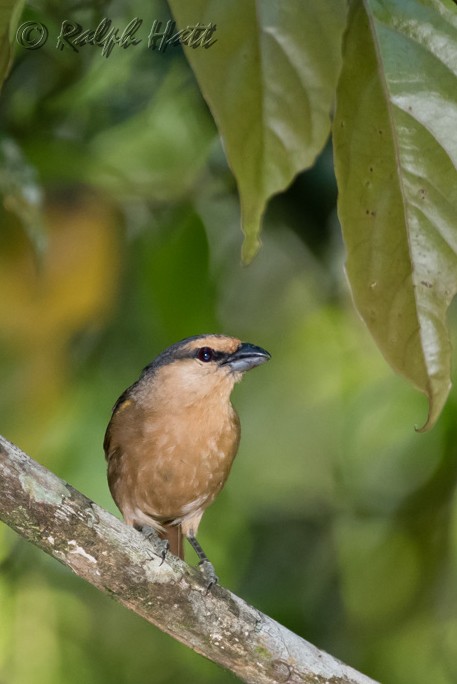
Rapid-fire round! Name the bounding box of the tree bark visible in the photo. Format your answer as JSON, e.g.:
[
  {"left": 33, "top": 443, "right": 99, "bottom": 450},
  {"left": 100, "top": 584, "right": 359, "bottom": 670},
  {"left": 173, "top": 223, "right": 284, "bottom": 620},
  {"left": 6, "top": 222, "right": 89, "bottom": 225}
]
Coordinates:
[{"left": 0, "top": 434, "right": 379, "bottom": 684}]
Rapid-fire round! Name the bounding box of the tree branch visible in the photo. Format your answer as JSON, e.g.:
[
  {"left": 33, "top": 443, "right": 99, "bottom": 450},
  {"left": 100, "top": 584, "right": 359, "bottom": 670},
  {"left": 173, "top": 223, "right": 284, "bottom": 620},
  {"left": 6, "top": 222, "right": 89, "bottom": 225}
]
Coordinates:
[{"left": 0, "top": 434, "right": 378, "bottom": 684}]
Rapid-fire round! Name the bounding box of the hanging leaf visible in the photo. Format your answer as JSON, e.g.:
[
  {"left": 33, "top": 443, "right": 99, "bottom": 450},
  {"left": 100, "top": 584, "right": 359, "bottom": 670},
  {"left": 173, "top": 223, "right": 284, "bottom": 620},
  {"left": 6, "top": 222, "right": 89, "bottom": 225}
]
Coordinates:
[
  {"left": 334, "top": 0, "right": 457, "bottom": 430},
  {"left": 168, "top": 0, "right": 347, "bottom": 261}
]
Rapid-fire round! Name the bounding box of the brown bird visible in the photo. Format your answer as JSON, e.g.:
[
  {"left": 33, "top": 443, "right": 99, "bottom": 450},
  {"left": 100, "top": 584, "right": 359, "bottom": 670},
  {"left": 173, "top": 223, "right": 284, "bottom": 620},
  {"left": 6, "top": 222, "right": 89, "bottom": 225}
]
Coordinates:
[{"left": 104, "top": 334, "right": 270, "bottom": 586}]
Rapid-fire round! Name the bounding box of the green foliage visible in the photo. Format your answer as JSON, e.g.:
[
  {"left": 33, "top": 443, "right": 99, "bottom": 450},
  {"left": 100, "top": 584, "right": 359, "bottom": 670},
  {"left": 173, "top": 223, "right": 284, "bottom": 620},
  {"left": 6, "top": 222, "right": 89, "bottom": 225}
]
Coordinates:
[
  {"left": 334, "top": 0, "right": 457, "bottom": 431},
  {"left": 3, "top": 0, "right": 457, "bottom": 426},
  {"left": 0, "top": 0, "right": 25, "bottom": 87},
  {"left": 169, "top": 0, "right": 347, "bottom": 262},
  {"left": 88, "top": 62, "right": 215, "bottom": 200},
  {"left": 1, "top": 1, "right": 457, "bottom": 684},
  {"left": 168, "top": 0, "right": 457, "bottom": 429}
]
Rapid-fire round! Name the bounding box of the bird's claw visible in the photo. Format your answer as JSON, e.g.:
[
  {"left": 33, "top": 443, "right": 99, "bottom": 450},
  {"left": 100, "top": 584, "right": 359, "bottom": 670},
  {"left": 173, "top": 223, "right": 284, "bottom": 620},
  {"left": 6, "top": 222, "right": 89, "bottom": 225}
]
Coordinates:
[
  {"left": 140, "top": 525, "right": 169, "bottom": 564},
  {"left": 198, "top": 559, "right": 218, "bottom": 592}
]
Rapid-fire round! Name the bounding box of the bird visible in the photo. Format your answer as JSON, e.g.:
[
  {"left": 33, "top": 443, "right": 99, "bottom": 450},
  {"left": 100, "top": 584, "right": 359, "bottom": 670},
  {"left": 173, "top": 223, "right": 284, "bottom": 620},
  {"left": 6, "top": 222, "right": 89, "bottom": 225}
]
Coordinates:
[{"left": 104, "top": 334, "right": 270, "bottom": 586}]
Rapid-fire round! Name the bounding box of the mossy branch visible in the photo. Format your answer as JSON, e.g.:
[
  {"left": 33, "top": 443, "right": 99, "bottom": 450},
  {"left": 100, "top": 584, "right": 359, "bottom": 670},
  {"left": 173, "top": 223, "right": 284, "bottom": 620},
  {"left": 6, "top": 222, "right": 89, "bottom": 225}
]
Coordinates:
[{"left": 0, "top": 434, "right": 378, "bottom": 684}]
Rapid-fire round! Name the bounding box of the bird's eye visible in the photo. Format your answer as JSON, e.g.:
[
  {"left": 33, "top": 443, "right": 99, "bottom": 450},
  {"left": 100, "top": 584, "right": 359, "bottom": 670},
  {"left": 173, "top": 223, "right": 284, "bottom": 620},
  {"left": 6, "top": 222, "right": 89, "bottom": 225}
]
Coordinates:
[{"left": 197, "top": 347, "right": 214, "bottom": 363}]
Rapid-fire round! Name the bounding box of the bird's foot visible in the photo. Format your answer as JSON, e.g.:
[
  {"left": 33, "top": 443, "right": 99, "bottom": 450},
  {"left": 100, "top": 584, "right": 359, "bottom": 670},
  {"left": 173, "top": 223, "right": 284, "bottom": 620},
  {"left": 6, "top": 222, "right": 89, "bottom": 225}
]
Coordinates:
[
  {"left": 140, "top": 525, "right": 169, "bottom": 564},
  {"left": 187, "top": 534, "right": 219, "bottom": 591},
  {"left": 198, "top": 559, "right": 218, "bottom": 592}
]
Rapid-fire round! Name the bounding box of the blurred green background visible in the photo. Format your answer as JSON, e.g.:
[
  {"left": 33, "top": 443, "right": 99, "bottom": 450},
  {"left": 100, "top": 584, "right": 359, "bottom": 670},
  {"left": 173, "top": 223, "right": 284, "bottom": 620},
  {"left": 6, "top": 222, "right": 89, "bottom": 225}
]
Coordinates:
[{"left": 2, "top": 2, "right": 457, "bottom": 683}]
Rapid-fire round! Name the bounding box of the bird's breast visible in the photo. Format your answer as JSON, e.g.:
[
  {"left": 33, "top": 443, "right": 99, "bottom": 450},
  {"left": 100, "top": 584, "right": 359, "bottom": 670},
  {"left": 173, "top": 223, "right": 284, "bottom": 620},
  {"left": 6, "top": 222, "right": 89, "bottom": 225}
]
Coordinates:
[
  {"left": 146, "top": 403, "right": 240, "bottom": 496},
  {"left": 108, "top": 397, "right": 241, "bottom": 523}
]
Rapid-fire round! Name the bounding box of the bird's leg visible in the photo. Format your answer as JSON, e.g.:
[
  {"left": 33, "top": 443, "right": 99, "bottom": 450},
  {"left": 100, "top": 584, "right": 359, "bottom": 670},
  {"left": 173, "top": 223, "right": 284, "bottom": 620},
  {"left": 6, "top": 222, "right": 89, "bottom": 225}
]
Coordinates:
[
  {"left": 187, "top": 534, "right": 219, "bottom": 590},
  {"left": 136, "top": 524, "right": 169, "bottom": 564}
]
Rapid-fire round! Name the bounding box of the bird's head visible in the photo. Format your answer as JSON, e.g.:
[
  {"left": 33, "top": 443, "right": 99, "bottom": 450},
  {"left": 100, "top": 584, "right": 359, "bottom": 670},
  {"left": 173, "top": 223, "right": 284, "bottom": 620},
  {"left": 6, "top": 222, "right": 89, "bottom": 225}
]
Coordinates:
[{"left": 139, "top": 334, "right": 270, "bottom": 404}]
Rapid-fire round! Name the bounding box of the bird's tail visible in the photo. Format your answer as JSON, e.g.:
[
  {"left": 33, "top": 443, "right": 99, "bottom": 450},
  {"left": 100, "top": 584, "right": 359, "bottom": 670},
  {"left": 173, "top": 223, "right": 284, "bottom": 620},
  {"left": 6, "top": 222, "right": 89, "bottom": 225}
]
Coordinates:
[{"left": 160, "top": 525, "right": 184, "bottom": 559}]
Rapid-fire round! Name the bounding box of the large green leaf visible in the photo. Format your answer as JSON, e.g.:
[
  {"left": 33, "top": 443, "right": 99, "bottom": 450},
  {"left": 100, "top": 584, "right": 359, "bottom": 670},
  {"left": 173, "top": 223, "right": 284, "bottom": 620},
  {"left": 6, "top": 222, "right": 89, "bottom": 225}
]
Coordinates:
[
  {"left": 333, "top": 0, "right": 457, "bottom": 430},
  {"left": 168, "top": 0, "right": 346, "bottom": 261}
]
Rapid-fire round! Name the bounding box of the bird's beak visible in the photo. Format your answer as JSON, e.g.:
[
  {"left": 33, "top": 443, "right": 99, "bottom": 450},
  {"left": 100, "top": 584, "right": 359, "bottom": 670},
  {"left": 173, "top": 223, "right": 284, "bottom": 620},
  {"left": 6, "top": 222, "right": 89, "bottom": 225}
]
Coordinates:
[{"left": 222, "top": 342, "right": 271, "bottom": 373}]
